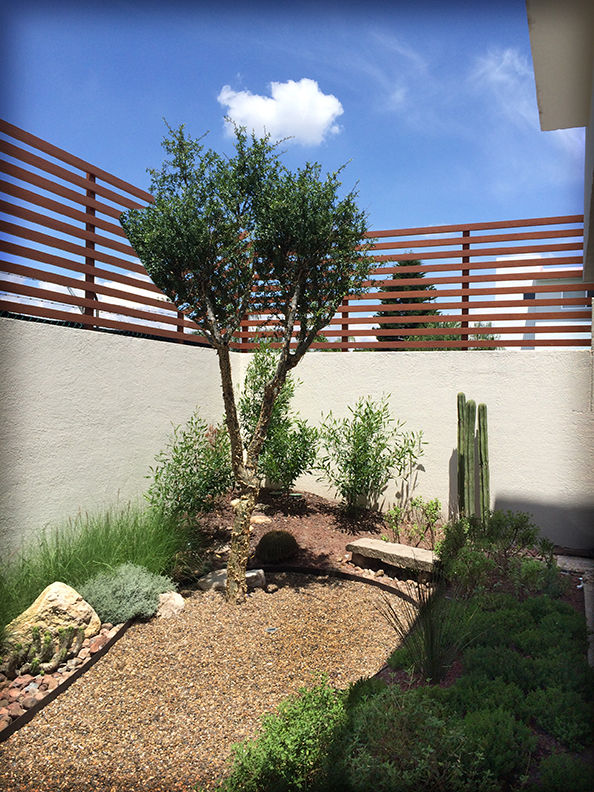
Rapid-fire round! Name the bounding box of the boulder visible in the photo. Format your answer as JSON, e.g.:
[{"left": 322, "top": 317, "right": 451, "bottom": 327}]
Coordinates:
[
  {"left": 345, "top": 538, "right": 437, "bottom": 573},
  {"left": 197, "top": 568, "right": 266, "bottom": 592},
  {"left": 156, "top": 591, "right": 185, "bottom": 618},
  {"left": 6, "top": 582, "right": 101, "bottom": 649}
]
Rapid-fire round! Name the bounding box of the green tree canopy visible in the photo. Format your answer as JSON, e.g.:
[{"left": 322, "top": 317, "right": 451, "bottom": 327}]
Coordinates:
[{"left": 121, "top": 122, "right": 372, "bottom": 601}]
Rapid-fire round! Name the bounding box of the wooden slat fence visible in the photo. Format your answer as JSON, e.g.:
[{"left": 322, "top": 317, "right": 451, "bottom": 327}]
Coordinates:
[{"left": 1, "top": 120, "right": 592, "bottom": 350}]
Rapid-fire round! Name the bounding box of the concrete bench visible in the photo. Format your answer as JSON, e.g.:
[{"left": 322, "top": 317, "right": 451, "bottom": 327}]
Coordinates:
[{"left": 346, "top": 537, "right": 437, "bottom": 573}]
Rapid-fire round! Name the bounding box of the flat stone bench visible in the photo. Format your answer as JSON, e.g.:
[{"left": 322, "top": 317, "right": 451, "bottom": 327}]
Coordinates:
[{"left": 346, "top": 538, "right": 437, "bottom": 573}]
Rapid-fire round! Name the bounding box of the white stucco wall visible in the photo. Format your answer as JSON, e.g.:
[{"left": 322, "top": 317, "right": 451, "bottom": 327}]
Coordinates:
[
  {"left": 1, "top": 317, "right": 593, "bottom": 555},
  {"left": 0, "top": 318, "right": 225, "bottom": 557},
  {"left": 236, "top": 349, "right": 594, "bottom": 551}
]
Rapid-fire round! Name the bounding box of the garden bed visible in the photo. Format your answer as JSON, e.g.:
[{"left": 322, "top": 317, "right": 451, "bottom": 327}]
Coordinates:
[{"left": 0, "top": 570, "right": 410, "bottom": 792}]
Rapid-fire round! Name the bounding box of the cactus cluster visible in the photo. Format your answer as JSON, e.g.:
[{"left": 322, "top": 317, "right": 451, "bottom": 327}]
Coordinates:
[
  {"left": 0, "top": 624, "right": 85, "bottom": 680},
  {"left": 457, "top": 393, "right": 490, "bottom": 522}
]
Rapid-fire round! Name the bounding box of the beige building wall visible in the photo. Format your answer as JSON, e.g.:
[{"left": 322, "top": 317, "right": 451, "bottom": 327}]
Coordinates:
[
  {"left": 1, "top": 317, "right": 593, "bottom": 554},
  {"left": 240, "top": 349, "right": 593, "bottom": 551},
  {"left": 0, "top": 318, "right": 225, "bottom": 557}
]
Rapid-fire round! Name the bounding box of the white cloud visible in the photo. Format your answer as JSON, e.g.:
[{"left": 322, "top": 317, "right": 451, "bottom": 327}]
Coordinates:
[
  {"left": 217, "top": 78, "right": 343, "bottom": 145},
  {"left": 470, "top": 48, "right": 538, "bottom": 130}
]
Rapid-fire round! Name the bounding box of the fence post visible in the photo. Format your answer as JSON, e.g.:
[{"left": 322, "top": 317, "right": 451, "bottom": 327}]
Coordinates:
[
  {"left": 341, "top": 297, "right": 349, "bottom": 351},
  {"left": 461, "top": 229, "right": 470, "bottom": 350},
  {"left": 84, "top": 172, "right": 98, "bottom": 327}
]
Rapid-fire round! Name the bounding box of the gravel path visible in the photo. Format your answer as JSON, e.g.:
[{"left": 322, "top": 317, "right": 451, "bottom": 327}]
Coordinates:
[{"left": 0, "top": 572, "right": 409, "bottom": 792}]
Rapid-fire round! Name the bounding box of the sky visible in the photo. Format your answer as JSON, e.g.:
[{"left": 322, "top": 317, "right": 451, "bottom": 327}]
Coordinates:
[{"left": 1, "top": 0, "right": 587, "bottom": 233}]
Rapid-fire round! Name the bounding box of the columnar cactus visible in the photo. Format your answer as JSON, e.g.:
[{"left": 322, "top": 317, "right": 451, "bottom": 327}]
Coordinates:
[
  {"left": 478, "top": 403, "right": 490, "bottom": 522},
  {"left": 457, "top": 393, "right": 490, "bottom": 521}
]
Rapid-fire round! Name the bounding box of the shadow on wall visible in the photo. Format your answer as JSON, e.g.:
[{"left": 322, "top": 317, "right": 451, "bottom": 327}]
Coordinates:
[{"left": 494, "top": 496, "right": 594, "bottom": 554}]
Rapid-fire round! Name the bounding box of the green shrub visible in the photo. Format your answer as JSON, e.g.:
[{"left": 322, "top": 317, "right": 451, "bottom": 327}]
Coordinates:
[
  {"left": 146, "top": 411, "right": 233, "bottom": 518},
  {"left": 462, "top": 707, "right": 536, "bottom": 782},
  {"left": 217, "top": 678, "right": 347, "bottom": 792},
  {"left": 509, "top": 556, "right": 566, "bottom": 598},
  {"left": 447, "top": 545, "right": 496, "bottom": 593},
  {"left": 255, "top": 530, "right": 299, "bottom": 564},
  {"left": 462, "top": 645, "right": 537, "bottom": 692},
  {"left": 385, "top": 496, "right": 442, "bottom": 548},
  {"left": 336, "top": 686, "right": 496, "bottom": 792},
  {"left": 440, "top": 675, "right": 526, "bottom": 719},
  {"left": 525, "top": 686, "right": 594, "bottom": 750},
  {"left": 530, "top": 753, "right": 594, "bottom": 792},
  {"left": 318, "top": 395, "right": 424, "bottom": 509},
  {"left": 0, "top": 504, "right": 185, "bottom": 630},
  {"left": 239, "top": 345, "right": 318, "bottom": 492},
  {"left": 79, "top": 563, "right": 175, "bottom": 624}
]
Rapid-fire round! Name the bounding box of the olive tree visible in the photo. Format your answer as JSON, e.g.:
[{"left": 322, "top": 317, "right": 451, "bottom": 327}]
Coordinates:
[{"left": 121, "top": 123, "right": 372, "bottom": 602}]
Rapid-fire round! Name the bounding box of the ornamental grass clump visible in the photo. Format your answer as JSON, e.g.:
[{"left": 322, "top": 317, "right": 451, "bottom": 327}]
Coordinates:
[{"left": 79, "top": 563, "right": 175, "bottom": 624}]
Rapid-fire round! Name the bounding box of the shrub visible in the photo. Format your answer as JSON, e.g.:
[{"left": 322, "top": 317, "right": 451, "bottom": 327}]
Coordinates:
[
  {"left": 462, "top": 645, "right": 538, "bottom": 692},
  {"left": 385, "top": 496, "right": 442, "bottom": 548},
  {"left": 525, "top": 686, "right": 593, "bottom": 750},
  {"left": 217, "top": 678, "right": 347, "bottom": 792},
  {"left": 447, "top": 545, "right": 496, "bottom": 593},
  {"left": 239, "top": 345, "right": 318, "bottom": 492},
  {"left": 255, "top": 530, "right": 299, "bottom": 564},
  {"left": 336, "top": 686, "right": 496, "bottom": 792},
  {"left": 318, "top": 395, "right": 424, "bottom": 509},
  {"left": 79, "top": 563, "right": 175, "bottom": 624},
  {"left": 146, "top": 411, "right": 233, "bottom": 518},
  {"left": 462, "top": 707, "right": 536, "bottom": 782},
  {"left": 442, "top": 676, "right": 526, "bottom": 720},
  {"left": 530, "top": 753, "right": 594, "bottom": 792}
]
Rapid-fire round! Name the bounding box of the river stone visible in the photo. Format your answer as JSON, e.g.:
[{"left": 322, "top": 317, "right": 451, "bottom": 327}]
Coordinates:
[
  {"left": 6, "top": 582, "right": 101, "bottom": 648},
  {"left": 156, "top": 591, "right": 185, "bottom": 618},
  {"left": 197, "top": 568, "right": 266, "bottom": 592}
]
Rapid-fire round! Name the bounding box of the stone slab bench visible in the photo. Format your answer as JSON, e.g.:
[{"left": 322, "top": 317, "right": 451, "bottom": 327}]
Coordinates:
[{"left": 346, "top": 538, "right": 437, "bottom": 573}]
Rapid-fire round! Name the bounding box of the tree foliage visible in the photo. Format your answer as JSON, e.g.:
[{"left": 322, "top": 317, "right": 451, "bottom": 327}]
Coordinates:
[{"left": 121, "top": 122, "right": 372, "bottom": 601}]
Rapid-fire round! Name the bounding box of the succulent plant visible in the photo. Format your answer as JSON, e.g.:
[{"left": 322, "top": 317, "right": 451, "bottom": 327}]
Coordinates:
[{"left": 255, "top": 530, "right": 299, "bottom": 564}]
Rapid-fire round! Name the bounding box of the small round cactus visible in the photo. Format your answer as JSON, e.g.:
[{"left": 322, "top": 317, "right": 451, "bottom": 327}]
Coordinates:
[{"left": 255, "top": 530, "right": 299, "bottom": 564}]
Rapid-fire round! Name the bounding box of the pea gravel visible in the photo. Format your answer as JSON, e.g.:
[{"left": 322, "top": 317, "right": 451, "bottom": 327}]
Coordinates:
[{"left": 0, "top": 572, "right": 411, "bottom": 792}]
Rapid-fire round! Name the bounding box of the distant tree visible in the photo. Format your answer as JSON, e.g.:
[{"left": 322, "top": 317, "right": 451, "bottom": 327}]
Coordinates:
[
  {"left": 374, "top": 259, "right": 442, "bottom": 346},
  {"left": 121, "top": 123, "right": 372, "bottom": 603}
]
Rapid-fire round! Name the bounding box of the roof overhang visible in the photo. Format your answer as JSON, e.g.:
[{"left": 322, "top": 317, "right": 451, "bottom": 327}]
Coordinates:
[{"left": 526, "top": 0, "right": 593, "bottom": 131}]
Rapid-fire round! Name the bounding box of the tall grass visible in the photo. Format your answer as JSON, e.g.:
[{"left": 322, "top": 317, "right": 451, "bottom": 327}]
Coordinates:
[{"left": 0, "top": 502, "right": 187, "bottom": 635}]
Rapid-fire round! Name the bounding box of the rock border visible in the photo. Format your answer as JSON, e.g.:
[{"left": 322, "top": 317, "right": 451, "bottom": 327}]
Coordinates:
[
  {"left": 0, "top": 620, "right": 131, "bottom": 744},
  {"left": 0, "top": 566, "right": 415, "bottom": 743}
]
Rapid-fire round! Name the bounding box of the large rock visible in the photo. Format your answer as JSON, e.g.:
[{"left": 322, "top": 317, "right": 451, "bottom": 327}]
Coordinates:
[
  {"left": 346, "top": 538, "right": 437, "bottom": 573},
  {"left": 6, "top": 582, "right": 101, "bottom": 648},
  {"left": 197, "top": 568, "right": 266, "bottom": 592},
  {"left": 156, "top": 591, "right": 185, "bottom": 618}
]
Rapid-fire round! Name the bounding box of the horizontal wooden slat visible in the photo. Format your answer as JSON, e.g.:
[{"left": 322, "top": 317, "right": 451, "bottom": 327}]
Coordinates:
[
  {"left": 369, "top": 227, "right": 583, "bottom": 251},
  {"left": 0, "top": 280, "right": 199, "bottom": 330},
  {"left": 0, "top": 161, "right": 128, "bottom": 220},
  {"left": 0, "top": 298, "right": 208, "bottom": 344},
  {"left": 364, "top": 215, "right": 583, "bottom": 238},
  {"left": 0, "top": 200, "right": 137, "bottom": 256},
  {"left": 0, "top": 180, "right": 128, "bottom": 238},
  {"left": 0, "top": 241, "right": 162, "bottom": 294},
  {"left": 0, "top": 140, "right": 146, "bottom": 211},
  {"left": 0, "top": 221, "right": 145, "bottom": 274},
  {"left": 1, "top": 260, "right": 185, "bottom": 314},
  {"left": 316, "top": 310, "right": 591, "bottom": 325},
  {"left": 366, "top": 269, "right": 585, "bottom": 291},
  {"left": 0, "top": 120, "right": 153, "bottom": 202},
  {"left": 366, "top": 255, "right": 583, "bottom": 277}
]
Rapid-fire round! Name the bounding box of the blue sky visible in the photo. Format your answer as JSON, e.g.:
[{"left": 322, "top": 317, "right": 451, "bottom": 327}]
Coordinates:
[{"left": 2, "top": 0, "right": 586, "bottom": 232}]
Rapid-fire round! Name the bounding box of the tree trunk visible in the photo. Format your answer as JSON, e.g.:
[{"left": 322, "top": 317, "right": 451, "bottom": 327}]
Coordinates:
[{"left": 226, "top": 474, "right": 260, "bottom": 603}]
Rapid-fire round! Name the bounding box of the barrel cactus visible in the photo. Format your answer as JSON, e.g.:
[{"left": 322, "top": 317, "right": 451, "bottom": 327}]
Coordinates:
[{"left": 255, "top": 530, "right": 299, "bottom": 564}]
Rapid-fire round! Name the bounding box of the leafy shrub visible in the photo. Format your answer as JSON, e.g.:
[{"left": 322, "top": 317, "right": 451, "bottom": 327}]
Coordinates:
[
  {"left": 79, "top": 563, "right": 175, "bottom": 624},
  {"left": 239, "top": 344, "right": 318, "bottom": 492},
  {"left": 530, "top": 753, "right": 594, "bottom": 792},
  {"left": 335, "top": 686, "right": 496, "bottom": 792},
  {"left": 442, "top": 676, "right": 526, "bottom": 720},
  {"left": 385, "top": 496, "right": 442, "bottom": 548},
  {"left": 509, "top": 556, "right": 566, "bottom": 597},
  {"left": 462, "top": 707, "right": 536, "bottom": 782},
  {"left": 318, "top": 395, "right": 424, "bottom": 509},
  {"left": 462, "top": 645, "right": 538, "bottom": 692},
  {"left": 255, "top": 530, "right": 299, "bottom": 564},
  {"left": 525, "top": 686, "right": 593, "bottom": 749},
  {"left": 217, "top": 678, "right": 347, "bottom": 792},
  {"left": 146, "top": 411, "right": 233, "bottom": 518},
  {"left": 447, "top": 545, "right": 496, "bottom": 594}
]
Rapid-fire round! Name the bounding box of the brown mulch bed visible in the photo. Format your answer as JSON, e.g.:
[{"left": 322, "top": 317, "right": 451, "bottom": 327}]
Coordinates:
[{"left": 0, "top": 491, "right": 415, "bottom": 792}]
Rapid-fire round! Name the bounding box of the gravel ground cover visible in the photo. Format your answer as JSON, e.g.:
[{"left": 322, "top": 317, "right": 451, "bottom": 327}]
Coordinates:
[{"left": 0, "top": 571, "right": 409, "bottom": 792}]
